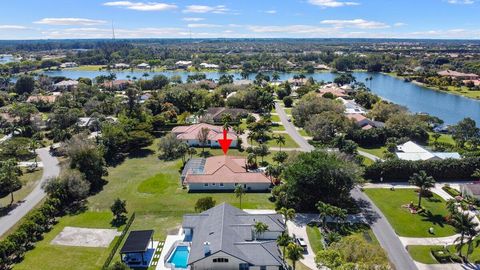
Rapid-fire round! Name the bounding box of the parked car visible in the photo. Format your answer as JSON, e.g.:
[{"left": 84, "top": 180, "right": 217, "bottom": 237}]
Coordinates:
[{"left": 296, "top": 237, "right": 307, "bottom": 251}]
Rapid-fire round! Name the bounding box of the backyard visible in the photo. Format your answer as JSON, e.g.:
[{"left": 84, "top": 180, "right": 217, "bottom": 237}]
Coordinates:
[
  {"left": 364, "top": 189, "right": 456, "bottom": 237},
  {"left": 408, "top": 243, "right": 480, "bottom": 264},
  {"left": 13, "top": 141, "right": 275, "bottom": 269}
]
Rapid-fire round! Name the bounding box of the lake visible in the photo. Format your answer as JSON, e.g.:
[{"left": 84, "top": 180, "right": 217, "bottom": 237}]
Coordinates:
[{"left": 40, "top": 69, "right": 480, "bottom": 125}]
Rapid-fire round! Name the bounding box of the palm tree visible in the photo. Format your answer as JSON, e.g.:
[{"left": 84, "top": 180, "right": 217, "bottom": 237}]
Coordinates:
[
  {"left": 408, "top": 170, "right": 436, "bottom": 208},
  {"left": 221, "top": 113, "right": 233, "bottom": 130},
  {"left": 234, "top": 184, "right": 245, "bottom": 209},
  {"left": 325, "top": 231, "right": 341, "bottom": 246},
  {"left": 451, "top": 211, "right": 478, "bottom": 258},
  {"left": 187, "top": 147, "right": 197, "bottom": 160},
  {"left": 275, "top": 134, "right": 286, "bottom": 152},
  {"left": 246, "top": 153, "right": 256, "bottom": 169},
  {"left": 253, "top": 221, "right": 269, "bottom": 240},
  {"left": 278, "top": 207, "right": 296, "bottom": 225},
  {"left": 316, "top": 201, "right": 333, "bottom": 230},
  {"left": 276, "top": 232, "right": 292, "bottom": 262},
  {"left": 286, "top": 242, "right": 304, "bottom": 270},
  {"left": 29, "top": 139, "right": 38, "bottom": 167}
]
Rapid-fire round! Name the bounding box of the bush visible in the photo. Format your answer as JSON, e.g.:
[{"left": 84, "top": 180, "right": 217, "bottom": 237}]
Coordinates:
[
  {"left": 283, "top": 96, "right": 293, "bottom": 107},
  {"left": 442, "top": 185, "right": 461, "bottom": 197},
  {"left": 364, "top": 157, "right": 480, "bottom": 182},
  {"left": 431, "top": 247, "right": 451, "bottom": 263}
]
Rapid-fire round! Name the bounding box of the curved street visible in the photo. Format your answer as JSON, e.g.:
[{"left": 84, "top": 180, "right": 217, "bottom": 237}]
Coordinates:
[
  {"left": 0, "top": 147, "right": 60, "bottom": 237},
  {"left": 275, "top": 102, "right": 418, "bottom": 270}
]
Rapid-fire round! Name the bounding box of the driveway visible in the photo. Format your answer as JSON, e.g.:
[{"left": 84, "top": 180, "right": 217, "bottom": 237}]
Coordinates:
[
  {"left": 0, "top": 147, "right": 60, "bottom": 236},
  {"left": 287, "top": 214, "right": 321, "bottom": 270},
  {"left": 274, "top": 102, "right": 313, "bottom": 152}
]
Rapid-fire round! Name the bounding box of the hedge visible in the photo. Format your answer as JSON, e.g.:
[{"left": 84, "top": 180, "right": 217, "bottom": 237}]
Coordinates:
[{"left": 364, "top": 157, "right": 480, "bottom": 182}]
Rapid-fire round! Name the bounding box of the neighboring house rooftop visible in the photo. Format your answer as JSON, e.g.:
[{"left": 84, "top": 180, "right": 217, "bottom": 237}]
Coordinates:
[
  {"left": 27, "top": 95, "right": 57, "bottom": 103},
  {"left": 183, "top": 156, "right": 271, "bottom": 184},
  {"left": 183, "top": 203, "right": 285, "bottom": 266},
  {"left": 172, "top": 123, "right": 237, "bottom": 142},
  {"left": 437, "top": 70, "right": 479, "bottom": 78},
  {"left": 205, "top": 107, "right": 248, "bottom": 122},
  {"left": 396, "top": 141, "right": 461, "bottom": 161},
  {"left": 54, "top": 80, "right": 79, "bottom": 88}
]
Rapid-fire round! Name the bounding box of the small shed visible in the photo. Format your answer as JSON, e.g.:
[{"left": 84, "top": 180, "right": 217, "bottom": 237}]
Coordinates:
[{"left": 120, "top": 230, "right": 154, "bottom": 267}]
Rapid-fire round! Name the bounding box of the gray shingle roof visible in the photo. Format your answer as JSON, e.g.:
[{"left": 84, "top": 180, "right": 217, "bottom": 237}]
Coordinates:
[{"left": 183, "top": 203, "right": 285, "bottom": 266}]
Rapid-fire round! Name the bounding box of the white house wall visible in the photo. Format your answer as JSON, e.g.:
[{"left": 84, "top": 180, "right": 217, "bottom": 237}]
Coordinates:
[{"left": 188, "top": 182, "right": 270, "bottom": 191}]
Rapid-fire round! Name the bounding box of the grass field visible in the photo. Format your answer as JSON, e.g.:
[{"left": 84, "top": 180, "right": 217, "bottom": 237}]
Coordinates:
[
  {"left": 14, "top": 141, "right": 275, "bottom": 269},
  {"left": 284, "top": 108, "right": 292, "bottom": 115},
  {"left": 364, "top": 189, "right": 455, "bottom": 237},
  {"left": 270, "top": 114, "right": 281, "bottom": 123},
  {"left": 408, "top": 243, "right": 480, "bottom": 264},
  {"left": 0, "top": 168, "right": 43, "bottom": 206},
  {"left": 271, "top": 124, "right": 286, "bottom": 131},
  {"left": 306, "top": 225, "right": 323, "bottom": 253},
  {"left": 358, "top": 146, "right": 387, "bottom": 159},
  {"left": 297, "top": 129, "right": 308, "bottom": 137},
  {"left": 428, "top": 132, "right": 455, "bottom": 146}
]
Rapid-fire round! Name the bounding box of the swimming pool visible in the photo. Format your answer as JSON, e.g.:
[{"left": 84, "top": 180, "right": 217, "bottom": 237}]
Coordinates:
[{"left": 168, "top": 245, "right": 189, "bottom": 268}]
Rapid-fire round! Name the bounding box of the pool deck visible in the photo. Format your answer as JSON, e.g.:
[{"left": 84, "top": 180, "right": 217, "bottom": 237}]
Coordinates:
[{"left": 156, "top": 232, "right": 185, "bottom": 270}]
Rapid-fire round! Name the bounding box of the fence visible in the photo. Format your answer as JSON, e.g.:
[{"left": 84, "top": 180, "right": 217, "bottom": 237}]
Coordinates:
[{"left": 102, "top": 212, "right": 136, "bottom": 270}]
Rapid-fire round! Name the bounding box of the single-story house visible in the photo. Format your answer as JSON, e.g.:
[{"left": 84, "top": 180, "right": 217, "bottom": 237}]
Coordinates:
[
  {"left": 181, "top": 156, "right": 272, "bottom": 191},
  {"left": 27, "top": 95, "right": 58, "bottom": 103},
  {"left": 338, "top": 98, "right": 367, "bottom": 114},
  {"left": 461, "top": 184, "right": 480, "bottom": 200},
  {"left": 60, "top": 62, "right": 78, "bottom": 68},
  {"left": 204, "top": 107, "right": 248, "bottom": 124},
  {"left": 137, "top": 63, "right": 151, "bottom": 69},
  {"left": 200, "top": 63, "right": 219, "bottom": 69},
  {"left": 396, "top": 141, "right": 461, "bottom": 161},
  {"left": 172, "top": 123, "right": 238, "bottom": 148},
  {"left": 319, "top": 84, "right": 349, "bottom": 98},
  {"left": 114, "top": 63, "right": 130, "bottom": 69},
  {"left": 165, "top": 203, "right": 285, "bottom": 270},
  {"left": 101, "top": 80, "right": 132, "bottom": 90},
  {"left": 437, "top": 70, "right": 479, "bottom": 80},
  {"left": 233, "top": 80, "right": 253, "bottom": 86},
  {"left": 54, "top": 80, "right": 79, "bottom": 90},
  {"left": 346, "top": 113, "right": 384, "bottom": 130},
  {"left": 175, "top": 60, "right": 192, "bottom": 69},
  {"left": 287, "top": 78, "right": 307, "bottom": 87}
]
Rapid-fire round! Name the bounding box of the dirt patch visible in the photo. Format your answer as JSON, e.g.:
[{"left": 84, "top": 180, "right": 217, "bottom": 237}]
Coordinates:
[{"left": 51, "top": 226, "right": 120, "bottom": 247}]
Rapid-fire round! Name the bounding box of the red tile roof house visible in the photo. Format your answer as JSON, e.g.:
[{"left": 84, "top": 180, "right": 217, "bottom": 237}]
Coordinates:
[
  {"left": 172, "top": 123, "right": 238, "bottom": 148},
  {"left": 181, "top": 156, "right": 272, "bottom": 192}
]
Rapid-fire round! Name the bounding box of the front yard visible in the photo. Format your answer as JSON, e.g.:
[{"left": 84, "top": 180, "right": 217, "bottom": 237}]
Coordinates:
[{"left": 364, "top": 189, "right": 455, "bottom": 237}]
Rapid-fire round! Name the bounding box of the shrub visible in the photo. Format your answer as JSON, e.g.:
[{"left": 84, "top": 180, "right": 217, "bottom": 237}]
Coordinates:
[
  {"left": 431, "top": 247, "right": 451, "bottom": 263},
  {"left": 442, "top": 186, "right": 461, "bottom": 197},
  {"left": 283, "top": 96, "right": 293, "bottom": 107}
]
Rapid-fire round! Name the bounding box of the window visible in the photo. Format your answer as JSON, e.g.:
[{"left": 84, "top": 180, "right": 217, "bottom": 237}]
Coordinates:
[
  {"left": 212, "top": 183, "right": 216, "bottom": 186},
  {"left": 220, "top": 183, "right": 224, "bottom": 187},
  {"left": 260, "top": 267, "right": 266, "bottom": 270},
  {"left": 213, "top": 258, "right": 229, "bottom": 263},
  {"left": 239, "top": 263, "right": 249, "bottom": 270},
  {"left": 204, "top": 183, "right": 208, "bottom": 187}
]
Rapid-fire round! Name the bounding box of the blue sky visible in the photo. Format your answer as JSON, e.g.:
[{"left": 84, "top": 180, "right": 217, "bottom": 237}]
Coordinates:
[{"left": 0, "top": 0, "right": 479, "bottom": 39}]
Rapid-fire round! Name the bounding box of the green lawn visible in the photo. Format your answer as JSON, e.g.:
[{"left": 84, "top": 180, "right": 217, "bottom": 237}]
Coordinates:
[
  {"left": 428, "top": 132, "right": 455, "bottom": 146},
  {"left": 306, "top": 225, "right": 323, "bottom": 253},
  {"left": 358, "top": 146, "right": 387, "bottom": 159},
  {"left": 284, "top": 108, "right": 292, "bottom": 115},
  {"left": 407, "top": 245, "right": 439, "bottom": 264},
  {"left": 271, "top": 124, "right": 286, "bottom": 131},
  {"left": 270, "top": 114, "right": 281, "bottom": 122},
  {"left": 364, "top": 189, "right": 455, "bottom": 237},
  {"left": 265, "top": 133, "right": 299, "bottom": 148},
  {"left": 14, "top": 141, "right": 275, "bottom": 270},
  {"left": 14, "top": 212, "right": 119, "bottom": 270},
  {"left": 297, "top": 129, "right": 308, "bottom": 137},
  {"left": 0, "top": 168, "right": 43, "bottom": 206},
  {"left": 408, "top": 243, "right": 480, "bottom": 264}
]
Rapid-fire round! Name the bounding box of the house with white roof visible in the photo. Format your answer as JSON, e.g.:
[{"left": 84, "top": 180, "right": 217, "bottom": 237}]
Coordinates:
[
  {"left": 60, "top": 62, "right": 78, "bottom": 68},
  {"left": 137, "top": 63, "right": 151, "bottom": 69},
  {"left": 200, "top": 63, "right": 219, "bottom": 69},
  {"left": 396, "top": 141, "right": 461, "bottom": 161}
]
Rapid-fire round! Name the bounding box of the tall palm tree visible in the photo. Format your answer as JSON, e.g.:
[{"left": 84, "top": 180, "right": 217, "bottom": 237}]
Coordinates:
[
  {"left": 286, "top": 242, "right": 304, "bottom": 270},
  {"left": 276, "top": 232, "right": 292, "bottom": 262},
  {"left": 246, "top": 153, "right": 256, "bottom": 169},
  {"left": 253, "top": 221, "right": 269, "bottom": 240},
  {"left": 451, "top": 211, "right": 478, "bottom": 258},
  {"left": 187, "top": 147, "right": 197, "bottom": 160},
  {"left": 316, "top": 201, "right": 333, "bottom": 230},
  {"left": 221, "top": 113, "right": 233, "bottom": 130},
  {"left": 408, "top": 170, "right": 436, "bottom": 208},
  {"left": 278, "top": 207, "right": 296, "bottom": 225},
  {"left": 234, "top": 184, "right": 245, "bottom": 209},
  {"left": 275, "top": 134, "right": 286, "bottom": 152}
]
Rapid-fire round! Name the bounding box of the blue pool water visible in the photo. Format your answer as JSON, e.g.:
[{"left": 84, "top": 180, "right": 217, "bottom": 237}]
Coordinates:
[{"left": 168, "top": 246, "right": 189, "bottom": 268}]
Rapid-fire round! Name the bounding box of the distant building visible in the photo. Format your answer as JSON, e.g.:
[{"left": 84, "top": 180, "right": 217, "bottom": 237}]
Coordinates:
[
  {"left": 315, "top": 64, "right": 330, "bottom": 70},
  {"left": 233, "top": 79, "right": 253, "bottom": 86},
  {"left": 60, "top": 62, "right": 78, "bottom": 68},
  {"left": 204, "top": 107, "right": 248, "bottom": 124},
  {"left": 175, "top": 60, "right": 192, "bottom": 69},
  {"left": 287, "top": 78, "right": 307, "bottom": 87},
  {"left": 346, "top": 114, "right": 384, "bottom": 130},
  {"left": 396, "top": 141, "right": 461, "bottom": 161},
  {"left": 437, "top": 70, "right": 479, "bottom": 80},
  {"left": 319, "top": 84, "right": 349, "bottom": 98},
  {"left": 172, "top": 123, "right": 238, "bottom": 148},
  {"left": 114, "top": 63, "right": 130, "bottom": 69},
  {"left": 199, "top": 63, "right": 219, "bottom": 69},
  {"left": 54, "top": 80, "right": 79, "bottom": 90},
  {"left": 137, "top": 63, "right": 151, "bottom": 69},
  {"left": 165, "top": 203, "right": 285, "bottom": 270},
  {"left": 101, "top": 80, "right": 132, "bottom": 90},
  {"left": 338, "top": 97, "right": 367, "bottom": 115},
  {"left": 181, "top": 156, "right": 272, "bottom": 191}
]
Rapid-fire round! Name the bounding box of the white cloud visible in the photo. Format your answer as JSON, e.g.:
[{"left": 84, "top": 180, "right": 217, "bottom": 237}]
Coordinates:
[
  {"left": 187, "top": 24, "right": 221, "bottom": 28},
  {"left": 183, "top": 5, "right": 229, "bottom": 14},
  {"left": 308, "top": 0, "right": 359, "bottom": 8},
  {"left": 182, "top": 17, "right": 204, "bottom": 22},
  {"left": 265, "top": 10, "right": 277, "bottom": 14},
  {"left": 103, "top": 1, "right": 177, "bottom": 11},
  {"left": 248, "top": 25, "right": 334, "bottom": 35},
  {"left": 446, "top": 0, "right": 475, "bottom": 4},
  {"left": 394, "top": 22, "right": 407, "bottom": 27},
  {"left": 34, "top": 18, "right": 107, "bottom": 26},
  {"left": 320, "top": 19, "right": 389, "bottom": 29},
  {"left": 0, "top": 25, "right": 28, "bottom": 30}
]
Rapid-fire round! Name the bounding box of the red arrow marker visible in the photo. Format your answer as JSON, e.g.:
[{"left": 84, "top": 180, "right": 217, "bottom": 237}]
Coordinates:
[{"left": 218, "top": 128, "right": 232, "bottom": 155}]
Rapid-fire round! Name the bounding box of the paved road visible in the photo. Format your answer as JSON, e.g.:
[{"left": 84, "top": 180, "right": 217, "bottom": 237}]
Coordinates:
[
  {"left": 0, "top": 147, "right": 60, "bottom": 237},
  {"left": 351, "top": 188, "right": 418, "bottom": 270},
  {"left": 274, "top": 102, "right": 314, "bottom": 152}
]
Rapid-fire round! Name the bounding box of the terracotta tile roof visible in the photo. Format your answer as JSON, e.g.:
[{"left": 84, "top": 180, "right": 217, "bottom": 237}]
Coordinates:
[
  {"left": 172, "top": 123, "right": 237, "bottom": 141},
  {"left": 346, "top": 113, "right": 368, "bottom": 123},
  {"left": 185, "top": 156, "right": 270, "bottom": 184}
]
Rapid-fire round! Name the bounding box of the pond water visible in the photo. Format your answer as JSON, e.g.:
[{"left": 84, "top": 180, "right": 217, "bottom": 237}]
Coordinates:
[{"left": 40, "top": 69, "right": 480, "bottom": 125}]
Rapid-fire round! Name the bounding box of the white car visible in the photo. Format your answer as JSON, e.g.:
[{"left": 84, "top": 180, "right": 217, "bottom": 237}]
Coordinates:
[{"left": 296, "top": 237, "right": 307, "bottom": 250}]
